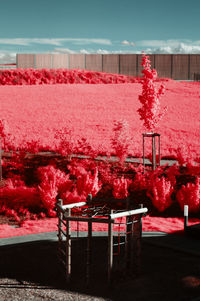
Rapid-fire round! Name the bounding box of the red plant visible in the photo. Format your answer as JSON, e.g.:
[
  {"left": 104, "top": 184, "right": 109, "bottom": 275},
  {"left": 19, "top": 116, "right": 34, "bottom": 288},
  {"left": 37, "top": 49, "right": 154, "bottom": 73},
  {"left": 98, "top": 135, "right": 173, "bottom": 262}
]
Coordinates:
[
  {"left": 112, "top": 176, "right": 131, "bottom": 199},
  {"left": 176, "top": 177, "right": 200, "bottom": 213},
  {"left": 111, "top": 120, "right": 131, "bottom": 163},
  {"left": 76, "top": 167, "right": 102, "bottom": 197},
  {"left": 138, "top": 54, "right": 166, "bottom": 132},
  {"left": 37, "top": 165, "right": 71, "bottom": 216},
  {"left": 147, "top": 176, "right": 173, "bottom": 212},
  {"left": 0, "top": 177, "right": 41, "bottom": 223}
]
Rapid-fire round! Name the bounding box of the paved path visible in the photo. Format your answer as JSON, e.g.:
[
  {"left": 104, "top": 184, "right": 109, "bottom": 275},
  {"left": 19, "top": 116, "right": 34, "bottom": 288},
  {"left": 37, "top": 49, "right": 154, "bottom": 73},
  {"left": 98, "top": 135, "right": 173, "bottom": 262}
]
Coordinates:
[
  {"left": 0, "top": 231, "right": 200, "bottom": 301},
  {"left": 1, "top": 230, "right": 200, "bottom": 257}
]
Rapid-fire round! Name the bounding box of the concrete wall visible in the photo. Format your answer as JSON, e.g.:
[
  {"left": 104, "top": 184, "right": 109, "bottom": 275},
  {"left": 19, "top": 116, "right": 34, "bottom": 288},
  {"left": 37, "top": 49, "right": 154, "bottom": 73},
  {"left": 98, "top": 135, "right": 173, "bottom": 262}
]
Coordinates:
[{"left": 16, "top": 53, "right": 200, "bottom": 80}]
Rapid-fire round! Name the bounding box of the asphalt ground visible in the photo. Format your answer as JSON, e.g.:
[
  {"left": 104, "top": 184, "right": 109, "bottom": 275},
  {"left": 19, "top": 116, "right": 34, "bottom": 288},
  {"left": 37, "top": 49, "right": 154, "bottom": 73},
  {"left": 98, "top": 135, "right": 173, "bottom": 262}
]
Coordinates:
[{"left": 0, "top": 231, "right": 200, "bottom": 301}]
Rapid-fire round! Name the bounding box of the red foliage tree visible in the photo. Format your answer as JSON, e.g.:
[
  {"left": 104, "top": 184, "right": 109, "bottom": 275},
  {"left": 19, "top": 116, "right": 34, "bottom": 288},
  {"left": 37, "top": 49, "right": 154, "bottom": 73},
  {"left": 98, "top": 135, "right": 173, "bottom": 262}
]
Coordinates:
[{"left": 138, "top": 54, "right": 166, "bottom": 132}]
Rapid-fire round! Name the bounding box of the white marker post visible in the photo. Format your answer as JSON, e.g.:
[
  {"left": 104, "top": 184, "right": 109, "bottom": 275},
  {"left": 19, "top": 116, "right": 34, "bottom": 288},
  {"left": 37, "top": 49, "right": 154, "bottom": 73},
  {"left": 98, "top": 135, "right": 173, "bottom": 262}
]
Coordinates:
[{"left": 184, "top": 205, "right": 189, "bottom": 231}]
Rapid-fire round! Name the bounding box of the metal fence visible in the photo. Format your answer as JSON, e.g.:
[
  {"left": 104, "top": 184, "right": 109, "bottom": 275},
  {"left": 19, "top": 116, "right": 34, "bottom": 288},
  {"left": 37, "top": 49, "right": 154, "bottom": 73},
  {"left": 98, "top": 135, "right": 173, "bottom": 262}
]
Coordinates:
[{"left": 14, "top": 53, "right": 200, "bottom": 80}]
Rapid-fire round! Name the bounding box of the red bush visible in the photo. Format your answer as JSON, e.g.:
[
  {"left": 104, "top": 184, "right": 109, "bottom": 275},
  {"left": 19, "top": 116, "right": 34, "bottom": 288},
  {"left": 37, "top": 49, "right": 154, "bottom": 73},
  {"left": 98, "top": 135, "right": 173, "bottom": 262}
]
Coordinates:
[
  {"left": 147, "top": 176, "right": 173, "bottom": 212},
  {"left": 112, "top": 176, "right": 131, "bottom": 199},
  {"left": 176, "top": 177, "right": 200, "bottom": 213},
  {"left": 0, "top": 68, "right": 139, "bottom": 86},
  {"left": 37, "top": 165, "right": 71, "bottom": 216}
]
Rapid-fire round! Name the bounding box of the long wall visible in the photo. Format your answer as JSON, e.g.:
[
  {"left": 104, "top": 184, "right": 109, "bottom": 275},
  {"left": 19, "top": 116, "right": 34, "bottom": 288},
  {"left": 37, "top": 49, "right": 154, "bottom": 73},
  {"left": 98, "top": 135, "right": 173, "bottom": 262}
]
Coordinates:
[{"left": 16, "top": 53, "right": 200, "bottom": 80}]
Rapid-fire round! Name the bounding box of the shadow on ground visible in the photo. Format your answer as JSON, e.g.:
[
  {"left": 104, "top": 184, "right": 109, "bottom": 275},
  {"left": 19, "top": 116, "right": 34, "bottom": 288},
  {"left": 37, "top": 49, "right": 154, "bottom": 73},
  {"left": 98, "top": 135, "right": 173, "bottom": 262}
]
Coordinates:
[{"left": 0, "top": 236, "right": 200, "bottom": 301}]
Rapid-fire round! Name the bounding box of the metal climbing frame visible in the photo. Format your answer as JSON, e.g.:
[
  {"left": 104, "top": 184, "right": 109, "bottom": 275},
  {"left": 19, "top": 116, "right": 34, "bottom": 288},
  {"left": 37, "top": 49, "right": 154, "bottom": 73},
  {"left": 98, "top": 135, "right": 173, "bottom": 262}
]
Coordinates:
[
  {"left": 143, "top": 133, "right": 161, "bottom": 171},
  {"left": 56, "top": 199, "right": 148, "bottom": 286}
]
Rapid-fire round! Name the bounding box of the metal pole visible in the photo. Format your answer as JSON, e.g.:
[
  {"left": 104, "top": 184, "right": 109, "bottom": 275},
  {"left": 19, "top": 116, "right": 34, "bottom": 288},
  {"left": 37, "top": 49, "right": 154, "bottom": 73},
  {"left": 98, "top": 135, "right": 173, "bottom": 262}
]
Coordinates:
[
  {"left": 184, "top": 205, "right": 189, "bottom": 231},
  {"left": 66, "top": 208, "right": 71, "bottom": 283},
  {"left": 108, "top": 210, "right": 113, "bottom": 284},
  {"left": 86, "top": 216, "right": 92, "bottom": 287},
  {"left": 143, "top": 134, "right": 145, "bottom": 171},
  {"left": 152, "top": 135, "right": 156, "bottom": 171},
  {"left": 57, "top": 199, "right": 63, "bottom": 242},
  {"left": 158, "top": 135, "right": 161, "bottom": 166}
]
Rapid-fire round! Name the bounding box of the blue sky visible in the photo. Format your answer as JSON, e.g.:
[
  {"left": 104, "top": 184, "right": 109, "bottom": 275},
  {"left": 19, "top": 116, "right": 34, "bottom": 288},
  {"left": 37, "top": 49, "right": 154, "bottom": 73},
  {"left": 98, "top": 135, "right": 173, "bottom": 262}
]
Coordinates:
[{"left": 0, "top": 0, "right": 200, "bottom": 63}]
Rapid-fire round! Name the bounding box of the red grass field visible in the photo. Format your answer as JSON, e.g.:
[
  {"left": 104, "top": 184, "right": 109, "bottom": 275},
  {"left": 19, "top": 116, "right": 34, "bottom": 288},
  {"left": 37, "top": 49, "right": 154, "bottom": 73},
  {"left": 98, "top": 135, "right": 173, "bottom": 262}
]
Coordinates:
[{"left": 0, "top": 80, "right": 200, "bottom": 160}]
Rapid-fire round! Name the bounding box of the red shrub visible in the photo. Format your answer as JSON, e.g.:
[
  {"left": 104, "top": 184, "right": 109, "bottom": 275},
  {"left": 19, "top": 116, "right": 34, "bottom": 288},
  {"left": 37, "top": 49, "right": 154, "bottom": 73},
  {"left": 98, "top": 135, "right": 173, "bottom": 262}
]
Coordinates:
[
  {"left": 176, "top": 177, "right": 200, "bottom": 213},
  {"left": 111, "top": 120, "right": 131, "bottom": 163},
  {"left": 37, "top": 165, "right": 71, "bottom": 216},
  {"left": 147, "top": 176, "right": 173, "bottom": 212},
  {"left": 0, "top": 68, "right": 139, "bottom": 86},
  {"left": 76, "top": 167, "right": 102, "bottom": 198},
  {"left": 112, "top": 176, "right": 131, "bottom": 199}
]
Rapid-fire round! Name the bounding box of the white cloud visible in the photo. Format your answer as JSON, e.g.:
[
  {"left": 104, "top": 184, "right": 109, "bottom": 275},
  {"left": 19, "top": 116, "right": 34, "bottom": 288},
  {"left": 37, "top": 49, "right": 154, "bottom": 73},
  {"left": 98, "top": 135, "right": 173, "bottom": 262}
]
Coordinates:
[
  {"left": 0, "top": 38, "right": 112, "bottom": 47},
  {"left": 0, "top": 51, "right": 16, "bottom": 64},
  {"left": 96, "top": 49, "right": 140, "bottom": 54},
  {"left": 136, "top": 39, "right": 191, "bottom": 48},
  {"left": 121, "top": 40, "right": 135, "bottom": 46},
  {"left": 145, "top": 43, "right": 200, "bottom": 54},
  {"left": 53, "top": 48, "right": 140, "bottom": 55},
  {"left": 67, "top": 38, "right": 112, "bottom": 45},
  {"left": 53, "top": 48, "right": 77, "bottom": 54},
  {"left": 135, "top": 39, "right": 200, "bottom": 53}
]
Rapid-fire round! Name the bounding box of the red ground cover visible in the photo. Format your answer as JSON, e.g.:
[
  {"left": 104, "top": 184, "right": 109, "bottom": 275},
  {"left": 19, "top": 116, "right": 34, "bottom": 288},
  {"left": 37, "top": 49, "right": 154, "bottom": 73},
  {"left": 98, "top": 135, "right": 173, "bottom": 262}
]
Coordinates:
[
  {"left": 0, "top": 80, "right": 199, "bottom": 159},
  {"left": 0, "top": 216, "right": 200, "bottom": 238}
]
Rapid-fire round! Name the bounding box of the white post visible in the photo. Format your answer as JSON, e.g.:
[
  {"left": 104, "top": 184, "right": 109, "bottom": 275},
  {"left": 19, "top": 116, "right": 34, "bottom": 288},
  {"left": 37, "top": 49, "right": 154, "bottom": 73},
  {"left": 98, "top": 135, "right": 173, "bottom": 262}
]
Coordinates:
[{"left": 184, "top": 205, "right": 189, "bottom": 231}]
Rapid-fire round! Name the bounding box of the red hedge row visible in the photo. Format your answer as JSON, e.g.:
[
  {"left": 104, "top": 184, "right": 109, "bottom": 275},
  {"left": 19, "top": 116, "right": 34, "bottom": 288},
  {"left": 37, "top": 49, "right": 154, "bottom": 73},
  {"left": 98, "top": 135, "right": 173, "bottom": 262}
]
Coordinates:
[{"left": 0, "top": 68, "right": 140, "bottom": 85}]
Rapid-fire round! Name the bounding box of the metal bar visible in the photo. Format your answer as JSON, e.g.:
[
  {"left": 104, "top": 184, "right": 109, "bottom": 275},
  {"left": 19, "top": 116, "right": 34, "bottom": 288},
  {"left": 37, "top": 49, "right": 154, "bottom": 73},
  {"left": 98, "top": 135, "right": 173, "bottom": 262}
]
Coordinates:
[
  {"left": 143, "top": 134, "right": 145, "bottom": 171},
  {"left": 66, "top": 208, "right": 71, "bottom": 283},
  {"left": 108, "top": 210, "right": 113, "bottom": 284},
  {"left": 62, "top": 202, "right": 86, "bottom": 210},
  {"left": 86, "top": 217, "right": 92, "bottom": 287},
  {"left": 110, "top": 207, "right": 148, "bottom": 219},
  {"left": 57, "top": 227, "right": 67, "bottom": 237},
  {"left": 58, "top": 246, "right": 66, "bottom": 257},
  {"left": 152, "top": 135, "right": 156, "bottom": 171},
  {"left": 59, "top": 219, "right": 67, "bottom": 227},
  {"left": 130, "top": 204, "right": 143, "bottom": 276},
  {"left": 57, "top": 199, "right": 63, "bottom": 242},
  {"left": 125, "top": 215, "right": 132, "bottom": 273},
  {"left": 63, "top": 216, "right": 113, "bottom": 224},
  {"left": 130, "top": 215, "right": 135, "bottom": 271},
  {"left": 158, "top": 135, "right": 161, "bottom": 166},
  {"left": 56, "top": 201, "right": 86, "bottom": 212}
]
